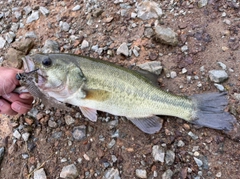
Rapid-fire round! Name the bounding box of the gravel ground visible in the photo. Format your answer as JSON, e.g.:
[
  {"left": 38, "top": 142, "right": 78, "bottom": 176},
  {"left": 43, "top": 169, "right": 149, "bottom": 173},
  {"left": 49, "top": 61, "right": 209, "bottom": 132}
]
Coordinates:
[{"left": 0, "top": 0, "right": 240, "bottom": 178}]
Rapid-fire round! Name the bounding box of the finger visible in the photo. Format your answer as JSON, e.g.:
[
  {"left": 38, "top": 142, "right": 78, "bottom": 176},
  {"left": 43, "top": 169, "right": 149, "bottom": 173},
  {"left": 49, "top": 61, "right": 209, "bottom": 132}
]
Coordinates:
[
  {"left": 2, "top": 93, "right": 33, "bottom": 105},
  {"left": 0, "top": 98, "right": 17, "bottom": 115},
  {"left": 19, "top": 93, "right": 34, "bottom": 100},
  {"left": 11, "top": 101, "right": 32, "bottom": 114}
]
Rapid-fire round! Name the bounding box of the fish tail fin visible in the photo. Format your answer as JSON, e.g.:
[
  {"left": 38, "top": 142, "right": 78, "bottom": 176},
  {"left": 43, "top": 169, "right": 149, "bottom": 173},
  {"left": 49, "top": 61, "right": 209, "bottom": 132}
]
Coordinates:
[{"left": 190, "top": 92, "right": 236, "bottom": 131}]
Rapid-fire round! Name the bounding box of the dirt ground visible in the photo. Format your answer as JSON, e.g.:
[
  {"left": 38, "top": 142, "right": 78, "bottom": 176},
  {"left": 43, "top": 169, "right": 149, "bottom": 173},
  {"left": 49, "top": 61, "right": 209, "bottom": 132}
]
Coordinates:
[{"left": 0, "top": 0, "right": 240, "bottom": 179}]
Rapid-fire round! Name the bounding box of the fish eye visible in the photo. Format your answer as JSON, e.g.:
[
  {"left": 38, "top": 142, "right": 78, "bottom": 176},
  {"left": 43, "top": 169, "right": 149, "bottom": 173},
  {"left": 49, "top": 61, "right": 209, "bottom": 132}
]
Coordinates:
[{"left": 42, "top": 57, "right": 52, "bottom": 67}]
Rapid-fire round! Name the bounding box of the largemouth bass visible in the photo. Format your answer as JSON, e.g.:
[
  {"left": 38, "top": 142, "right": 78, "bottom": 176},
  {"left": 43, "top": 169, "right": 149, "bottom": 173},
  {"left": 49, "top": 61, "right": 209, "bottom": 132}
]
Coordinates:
[{"left": 21, "top": 53, "right": 236, "bottom": 134}]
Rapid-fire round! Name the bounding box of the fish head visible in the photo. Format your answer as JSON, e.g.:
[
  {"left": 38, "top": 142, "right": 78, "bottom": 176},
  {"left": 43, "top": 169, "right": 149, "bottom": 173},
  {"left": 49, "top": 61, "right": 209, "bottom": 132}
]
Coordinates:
[{"left": 22, "top": 53, "right": 86, "bottom": 98}]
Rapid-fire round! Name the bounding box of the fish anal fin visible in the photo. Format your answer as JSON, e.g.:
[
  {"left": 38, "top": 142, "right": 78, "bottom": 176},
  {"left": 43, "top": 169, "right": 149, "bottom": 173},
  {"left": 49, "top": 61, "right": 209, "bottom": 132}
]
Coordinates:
[
  {"left": 80, "top": 106, "right": 98, "bottom": 122},
  {"left": 127, "top": 116, "right": 163, "bottom": 134},
  {"left": 85, "top": 89, "right": 110, "bottom": 101}
]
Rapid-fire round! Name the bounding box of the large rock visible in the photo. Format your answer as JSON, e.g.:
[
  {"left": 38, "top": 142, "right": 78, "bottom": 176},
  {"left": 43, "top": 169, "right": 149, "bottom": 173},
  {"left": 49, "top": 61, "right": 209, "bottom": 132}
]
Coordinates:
[
  {"left": 209, "top": 70, "right": 228, "bottom": 83},
  {"left": 154, "top": 26, "right": 178, "bottom": 46},
  {"left": 60, "top": 164, "right": 78, "bottom": 179},
  {"left": 137, "top": 61, "right": 162, "bottom": 75},
  {"left": 137, "top": 1, "right": 163, "bottom": 20}
]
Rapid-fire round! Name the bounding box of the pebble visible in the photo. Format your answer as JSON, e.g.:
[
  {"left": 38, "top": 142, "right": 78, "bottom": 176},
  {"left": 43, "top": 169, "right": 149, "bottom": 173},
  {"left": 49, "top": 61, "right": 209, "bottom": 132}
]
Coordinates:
[
  {"left": 34, "top": 168, "right": 47, "bottom": 179},
  {"left": 72, "top": 125, "right": 86, "bottom": 140},
  {"left": 216, "top": 172, "right": 222, "bottom": 178},
  {"left": 22, "top": 132, "right": 30, "bottom": 141},
  {"left": 137, "top": 61, "right": 163, "bottom": 75},
  {"left": 137, "top": 1, "right": 163, "bottom": 20},
  {"left": 165, "top": 150, "right": 175, "bottom": 165},
  {"left": 0, "top": 147, "right": 5, "bottom": 164},
  {"left": 188, "top": 131, "right": 199, "bottom": 140},
  {"left": 131, "top": 12, "right": 137, "bottom": 18},
  {"left": 81, "top": 40, "right": 89, "bottom": 49},
  {"left": 22, "top": 153, "right": 29, "bottom": 159},
  {"left": 152, "top": 145, "right": 165, "bottom": 162},
  {"left": 182, "top": 68, "right": 187, "bottom": 74},
  {"left": 65, "top": 115, "right": 75, "bottom": 125},
  {"left": 52, "top": 132, "right": 62, "bottom": 139},
  {"left": 13, "top": 130, "right": 21, "bottom": 139},
  {"left": 162, "top": 169, "right": 173, "bottom": 179},
  {"left": 48, "top": 120, "right": 57, "bottom": 128},
  {"left": 194, "top": 157, "right": 203, "bottom": 168},
  {"left": 111, "top": 155, "right": 117, "bottom": 163},
  {"left": 223, "top": 19, "right": 231, "bottom": 25},
  {"left": 103, "top": 168, "right": 121, "bottom": 179},
  {"left": 10, "top": 23, "right": 19, "bottom": 32},
  {"left": 0, "top": 36, "right": 6, "bottom": 48},
  {"left": 177, "top": 140, "right": 185, "bottom": 147},
  {"left": 5, "top": 32, "right": 15, "bottom": 43},
  {"left": 198, "top": 0, "right": 208, "bottom": 8},
  {"left": 214, "top": 83, "right": 225, "bottom": 92},
  {"left": 116, "top": 42, "right": 129, "bottom": 56},
  {"left": 233, "top": 93, "right": 240, "bottom": 101},
  {"left": 144, "top": 27, "right": 154, "bottom": 38},
  {"left": 136, "top": 169, "right": 147, "bottom": 178},
  {"left": 83, "top": 153, "right": 90, "bottom": 161},
  {"left": 170, "top": 71, "right": 177, "bottom": 78},
  {"left": 60, "top": 21, "right": 70, "bottom": 32},
  {"left": 217, "top": 62, "right": 227, "bottom": 70},
  {"left": 208, "top": 70, "right": 228, "bottom": 83},
  {"left": 25, "top": 31, "right": 38, "bottom": 38},
  {"left": 72, "top": 5, "right": 81, "bottom": 11},
  {"left": 26, "top": 11, "right": 39, "bottom": 23},
  {"left": 108, "top": 119, "right": 119, "bottom": 129},
  {"left": 181, "top": 45, "right": 188, "bottom": 52},
  {"left": 154, "top": 26, "right": 178, "bottom": 46},
  {"left": 14, "top": 11, "right": 22, "bottom": 19},
  {"left": 60, "top": 164, "right": 78, "bottom": 179},
  {"left": 107, "top": 139, "right": 116, "bottom": 148},
  {"left": 24, "top": 6, "right": 32, "bottom": 15},
  {"left": 221, "top": 46, "right": 229, "bottom": 52},
  {"left": 42, "top": 39, "right": 60, "bottom": 53},
  {"left": 132, "top": 47, "right": 140, "bottom": 57},
  {"left": 39, "top": 6, "right": 49, "bottom": 16}
]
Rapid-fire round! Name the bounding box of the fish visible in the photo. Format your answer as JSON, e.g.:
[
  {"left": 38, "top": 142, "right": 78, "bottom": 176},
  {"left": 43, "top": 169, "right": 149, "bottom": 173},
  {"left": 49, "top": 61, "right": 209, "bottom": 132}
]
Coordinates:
[{"left": 21, "top": 53, "right": 236, "bottom": 134}]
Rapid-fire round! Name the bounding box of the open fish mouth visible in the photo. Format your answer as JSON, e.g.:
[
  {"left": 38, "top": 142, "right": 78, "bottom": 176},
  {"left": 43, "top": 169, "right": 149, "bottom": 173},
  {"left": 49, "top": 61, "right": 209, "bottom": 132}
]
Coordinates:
[{"left": 22, "top": 56, "right": 47, "bottom": 86}]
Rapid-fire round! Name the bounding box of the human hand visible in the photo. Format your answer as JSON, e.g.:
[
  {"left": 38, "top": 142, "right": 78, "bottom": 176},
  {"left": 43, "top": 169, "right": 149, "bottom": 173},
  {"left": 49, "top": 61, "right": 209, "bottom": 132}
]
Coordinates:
[{"left": 0, "top": 67, "right": 33, "bottom": 115}]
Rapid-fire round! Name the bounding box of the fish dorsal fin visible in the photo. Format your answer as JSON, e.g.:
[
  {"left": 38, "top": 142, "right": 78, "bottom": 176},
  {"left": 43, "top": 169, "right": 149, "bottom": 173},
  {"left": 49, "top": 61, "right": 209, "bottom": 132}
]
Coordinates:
[
  {"left": 133, "top": 67, "right": 159, "bottom": 87},
  {"left": 127, "top": 116, "right": 163, "bottom": 134},
  {"left": 80, "top": 106, "right": 98, "bottom": 122}
]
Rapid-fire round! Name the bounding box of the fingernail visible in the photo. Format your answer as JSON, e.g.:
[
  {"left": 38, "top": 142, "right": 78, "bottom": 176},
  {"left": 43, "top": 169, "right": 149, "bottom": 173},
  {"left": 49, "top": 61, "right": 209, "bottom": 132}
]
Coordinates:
[
  {"left": 12, "top": 103, "right": 21, "bottom": 112},
  {"left": 0, "top": 100, "right": 3, "bottom": 107}
]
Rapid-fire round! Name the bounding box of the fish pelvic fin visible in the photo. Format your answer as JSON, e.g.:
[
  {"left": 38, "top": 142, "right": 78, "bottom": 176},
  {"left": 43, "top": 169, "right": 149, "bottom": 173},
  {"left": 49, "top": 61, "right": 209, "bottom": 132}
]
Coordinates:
[
  {"left": 127, "top": 116, "right": 163, "bottom": 134},
  {"left": 190, "top": 92, "right": 236, "bottom": 131},
  {"left": 80, "top": 106, "right": 98, "bottom": 122}
]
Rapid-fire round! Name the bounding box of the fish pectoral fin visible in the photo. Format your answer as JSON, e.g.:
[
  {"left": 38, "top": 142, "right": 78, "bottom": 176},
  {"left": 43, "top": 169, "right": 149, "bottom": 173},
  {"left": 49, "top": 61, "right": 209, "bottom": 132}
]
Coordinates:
[
  {"left": 127, "top": 116, "right": 163, "bottom": 134},
  {"left": 80, "top": 106, "right": 98, "bottom": 122},
  {"left": 85, "top": 89, "right": 110, "bottom": 101}
]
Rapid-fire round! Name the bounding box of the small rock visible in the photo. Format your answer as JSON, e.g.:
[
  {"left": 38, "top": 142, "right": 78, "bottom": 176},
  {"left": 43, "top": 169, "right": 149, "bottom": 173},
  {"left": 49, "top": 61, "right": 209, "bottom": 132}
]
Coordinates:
[
  {"left": 223, "top": 19, "right": 231, "bottom": 25},
  {"left": 42, "top": 39, "right": 60, "bottom": 53},
  {"left": 234, "top": 93, "right": 240, "bottom": 101},
  {"left": 0, "top": 147, "right": 5, "bottom": 165},
  {"left": 60, "top": 164, "right": 78, "bottom": 179},
  {"left": 198, "top": 0, "right": 208, "bottom": 8},
  {"left": 117, "top": 42, "right": 129, "bottom": 56},
  {"left": 60, "top": 21, "right": 70, "bottom": 32},
  {"left": 182, "top": 68, "right": 187, "bottom": 74},
  {"left": 108, "top": 119, "right": 119, "bottom": 129},
  {"left": 152, "top": 145, "right": 165, "bottom": 162},
  {"left": 72, "top": 5, "right": 81, "bottom": 11},
  {"left": 132, "top": 47, "right": 140, "bottom": 57},
  {"left": 221, "top": 46, "right": 229, "bottom": 52},
  {"left": 34, "top": 168, "right": 47, "bottom": 179},
  {"left": 22, "top": 153, "right": 29, "bottom": 159},
  {"left": 107, "top": 139, "right": 116, "bottom": 148},
  {"left": 65, "top": 115, "right": 75, "bottom": 125},
  {"left": 24, "top": 6, "right": 32, "bottom": 15},
  {"left": 83, "top": 153, "right": 90, "bottom": 161},
  {"left": 13, "top": 130, "right": 21, "bottom": 139},
  {"left": 52, "top": 132, "right": 62, "bottom": 139},
  {"left": 137, "top": 61, "right": 162, "bottom": 75},
  {"left": 5, "top": 32, "right": 16, "bottom": 44},
  {"left": 214, "top": 84, "right": 225, "bottom": 92},
  {"left": 39, "top": 6, "right": 49, "bottom": 16},
  {"left": 194, "top": 157, "right": 203, "bottom": 168},
  {"left": 0, "top": 36, "right": 6, "bottom": 48},
  {"left": 165, "top": 150, "right": 175, "bottom": 165},
  {"left": 131, "top": 12, "right": 137, "bottom": 18},
  {"left": 136, "top": 169, "right": 147, "bottom": 178},
  {"left": 26, "top": 11, "right": 39, "bottom": 23},
  {"left": 162, "top": 169, "right": 173, "bottom": 179},
  {"left": 177, "top": 140, "right": 185, "bottom": 147},
  {"left": 216, "top": 172, "right": 222, "bottom": 178},
  {"left": 209, "top": 70, "right": 228, "bottom": 83},
  {"left": 48, "top": 120, "right": 57, "bottom": 128},
  {"left": 25, "top": 31, "right": 38, "bottom": 38},
  {"left": 103, "top": 168, "right": 121, "bottom": 179},
  {"left": 137, "top": 1, "right": 163, "bottom": 20},
  {"left": 181, "top": 45, "right": 188, "bottom": 52},
  {"left": 72, "top": 125, "right": 86, "bottom": 140},
  {"left": 188, "top": 131, "right": 199, "bottom": 140},
  {"left": 170, "top": 71, "right": 177, "bottom": 78},
  {"left": 81, "top": 40, "right": 89, "bottom": 49},
  {"left": 217, "top": 62, "right": 227, "bottom": 70},
  {"left": 144, "top": 27, "right": 154, "bottom": 38},
  {"left": 22, "top": 132, "right": 30, "bottom": 141},
  {"left": 154, "top": 26, "right": 178, "bottom": 46}
]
